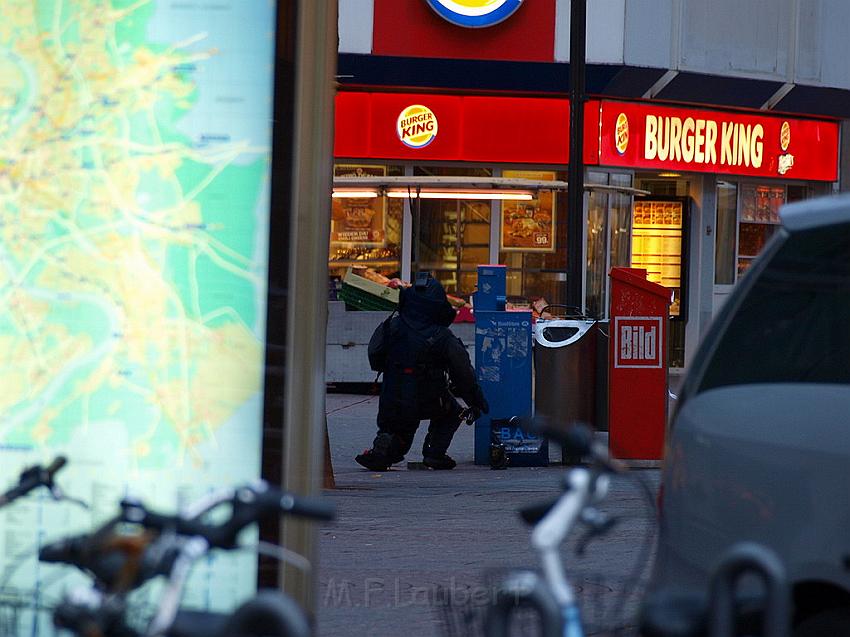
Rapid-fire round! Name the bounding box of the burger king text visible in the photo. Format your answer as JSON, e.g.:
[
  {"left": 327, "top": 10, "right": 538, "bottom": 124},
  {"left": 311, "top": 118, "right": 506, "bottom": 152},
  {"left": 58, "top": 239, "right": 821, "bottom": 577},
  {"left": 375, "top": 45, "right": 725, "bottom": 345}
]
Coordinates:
[
  {"left": 399, "top": 111, "right": 436, "bottom": 140},
  {"left": 644, "top": 115, "right": 765, "bottom": 169}
]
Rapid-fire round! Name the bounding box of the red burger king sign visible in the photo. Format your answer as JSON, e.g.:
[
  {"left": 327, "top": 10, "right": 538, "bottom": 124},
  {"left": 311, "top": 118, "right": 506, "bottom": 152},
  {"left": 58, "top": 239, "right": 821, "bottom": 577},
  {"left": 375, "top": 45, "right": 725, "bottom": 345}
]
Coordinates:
[
  {"left": 599, "top": 100, "right": 838, "bottom": 181},
  {"left": 397, "top": 104, "right": 438, "bottom": 148}
]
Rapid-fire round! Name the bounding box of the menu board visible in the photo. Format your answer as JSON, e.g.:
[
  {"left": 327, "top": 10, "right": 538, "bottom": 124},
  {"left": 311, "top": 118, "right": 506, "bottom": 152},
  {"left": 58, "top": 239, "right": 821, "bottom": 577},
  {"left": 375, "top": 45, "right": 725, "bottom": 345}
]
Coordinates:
[
  {"left": 631, "top": 200, "right": 684, "bottom": 316},
  {"left": 332, "top": 165, "right": 387, "bottom": 245},
  {"left": 500, "top": 170, "right": 556, "bottom": 252}
]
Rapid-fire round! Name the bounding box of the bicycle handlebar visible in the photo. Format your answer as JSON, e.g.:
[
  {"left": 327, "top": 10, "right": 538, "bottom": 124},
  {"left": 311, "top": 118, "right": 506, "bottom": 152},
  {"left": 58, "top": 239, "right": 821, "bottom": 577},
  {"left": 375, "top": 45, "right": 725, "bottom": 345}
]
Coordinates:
[
  {"left": 40, "top": 526, "right": 180, "bottom": 594},
  {"left": 39, "top": 481, "right": 334, "bottom": 595},
  {"left": 0, "top": 455, "right": 68, "bottom": 508},
  {"left": 121, "top": 482, "right": 335, "bottom": 549}
]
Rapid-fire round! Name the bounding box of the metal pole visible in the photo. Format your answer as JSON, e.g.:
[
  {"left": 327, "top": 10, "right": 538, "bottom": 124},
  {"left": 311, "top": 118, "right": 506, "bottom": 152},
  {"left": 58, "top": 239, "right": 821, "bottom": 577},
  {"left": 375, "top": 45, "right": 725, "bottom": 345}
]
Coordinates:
[
  {"left": 280, "top": 0, "right": 337, "bottom": 615},
  {"left": 413, "top": 186, "right": 422, "bottom": 267},
  {"left": 567, "top": 0, "right": 587, "bottom": 309}
]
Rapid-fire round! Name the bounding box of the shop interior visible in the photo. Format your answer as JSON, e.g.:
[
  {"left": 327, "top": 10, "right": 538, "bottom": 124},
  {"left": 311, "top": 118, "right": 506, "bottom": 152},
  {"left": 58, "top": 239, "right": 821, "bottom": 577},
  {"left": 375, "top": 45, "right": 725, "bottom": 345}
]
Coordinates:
[{"left": 330, "top": 164, "right": 824, "bottom": 368}]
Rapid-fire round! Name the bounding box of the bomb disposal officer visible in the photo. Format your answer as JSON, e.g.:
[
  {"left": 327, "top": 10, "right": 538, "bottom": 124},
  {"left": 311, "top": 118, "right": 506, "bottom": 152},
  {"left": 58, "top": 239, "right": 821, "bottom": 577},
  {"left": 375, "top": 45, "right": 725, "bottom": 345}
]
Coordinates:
[{"left": 355, "top": 273, "right": 488, "bottom": 471}]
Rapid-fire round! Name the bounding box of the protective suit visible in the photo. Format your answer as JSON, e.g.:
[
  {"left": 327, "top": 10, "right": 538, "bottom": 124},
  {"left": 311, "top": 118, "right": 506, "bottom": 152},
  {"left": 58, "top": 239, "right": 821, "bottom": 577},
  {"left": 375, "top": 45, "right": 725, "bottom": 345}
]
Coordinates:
[{"left": 355, "top": 275, "right": 488, "bottom": 471}]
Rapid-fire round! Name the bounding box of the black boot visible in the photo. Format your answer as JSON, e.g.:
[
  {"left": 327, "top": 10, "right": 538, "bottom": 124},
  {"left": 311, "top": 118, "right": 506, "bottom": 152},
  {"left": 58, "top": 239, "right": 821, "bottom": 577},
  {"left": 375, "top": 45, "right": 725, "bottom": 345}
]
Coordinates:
[
  {"left": 422, "top": 453, "right": 457, "bottom": 470},
  {"left": 355, "top": 449, "right": 391, "bottom": 471},
  {"left": 422, "top": 432, "right": 457, "bottom": 470},
  {"left": 356, "top": 433, "right": 405, "bottom": 470}
]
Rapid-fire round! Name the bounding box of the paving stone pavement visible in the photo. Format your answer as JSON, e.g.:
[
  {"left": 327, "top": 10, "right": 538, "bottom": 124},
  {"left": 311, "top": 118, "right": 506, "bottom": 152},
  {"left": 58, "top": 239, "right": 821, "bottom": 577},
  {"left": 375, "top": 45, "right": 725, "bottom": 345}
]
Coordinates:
[{"left": 318, "top": 393, "right": 660, "bottom": 637}]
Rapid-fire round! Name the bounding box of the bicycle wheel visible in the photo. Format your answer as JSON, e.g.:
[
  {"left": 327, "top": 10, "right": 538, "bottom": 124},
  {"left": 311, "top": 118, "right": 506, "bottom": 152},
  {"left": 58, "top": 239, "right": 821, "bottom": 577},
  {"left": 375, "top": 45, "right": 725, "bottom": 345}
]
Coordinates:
[{"left": 220, "top": 590, "right": 310, "bottom": 637}]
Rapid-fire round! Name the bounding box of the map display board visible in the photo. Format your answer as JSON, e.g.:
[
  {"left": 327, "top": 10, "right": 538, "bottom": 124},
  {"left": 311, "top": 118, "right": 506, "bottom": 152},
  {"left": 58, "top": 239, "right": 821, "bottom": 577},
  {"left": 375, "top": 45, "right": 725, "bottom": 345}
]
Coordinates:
[{"left": 0, "top": 0, "right": 275, "bottom": 626}]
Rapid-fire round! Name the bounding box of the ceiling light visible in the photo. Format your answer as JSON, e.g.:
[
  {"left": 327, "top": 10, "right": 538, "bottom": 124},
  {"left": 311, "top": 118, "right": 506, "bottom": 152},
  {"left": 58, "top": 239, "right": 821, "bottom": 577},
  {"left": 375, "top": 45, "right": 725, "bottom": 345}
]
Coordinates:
[
  {"left": 332, "top": 189, "right": 379, "bottom": 198},
  {"left": 385, "top": 189, "right": 534, "bottom": 201}
]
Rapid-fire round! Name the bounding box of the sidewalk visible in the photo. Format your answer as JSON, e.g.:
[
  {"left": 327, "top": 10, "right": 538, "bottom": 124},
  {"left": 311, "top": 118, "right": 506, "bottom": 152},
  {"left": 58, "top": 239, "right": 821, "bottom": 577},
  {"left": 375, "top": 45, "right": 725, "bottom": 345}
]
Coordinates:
[{"left": 318, "top": 394, "right": 660, "bottom": 637}]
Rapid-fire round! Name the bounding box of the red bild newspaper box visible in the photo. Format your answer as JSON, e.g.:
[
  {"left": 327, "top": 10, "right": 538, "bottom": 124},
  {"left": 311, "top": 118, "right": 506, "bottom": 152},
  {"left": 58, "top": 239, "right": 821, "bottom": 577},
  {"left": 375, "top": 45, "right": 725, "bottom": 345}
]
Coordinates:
[{"left": 608, "top": 268, "right": 671, "bottom": 461}]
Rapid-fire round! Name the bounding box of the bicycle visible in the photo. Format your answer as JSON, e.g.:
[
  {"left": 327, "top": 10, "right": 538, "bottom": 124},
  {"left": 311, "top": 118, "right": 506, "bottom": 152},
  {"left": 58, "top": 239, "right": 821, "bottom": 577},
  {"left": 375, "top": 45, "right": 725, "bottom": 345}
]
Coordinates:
[
  {"left": 39, "top": 480, "right": 335, "bottom": 637},
  {"left": 482, "top": 423, "right": 625, "bottom": 637},
  {"left": 479, "top": 424, "right": 791, "bottom": 637}
]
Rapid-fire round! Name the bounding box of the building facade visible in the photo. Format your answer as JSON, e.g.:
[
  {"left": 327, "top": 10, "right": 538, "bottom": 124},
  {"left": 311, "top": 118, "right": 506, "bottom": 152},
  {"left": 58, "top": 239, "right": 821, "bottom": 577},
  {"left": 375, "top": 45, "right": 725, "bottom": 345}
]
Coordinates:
[{"left": 329, "top": 0, "right": 847, "bottom": 370}]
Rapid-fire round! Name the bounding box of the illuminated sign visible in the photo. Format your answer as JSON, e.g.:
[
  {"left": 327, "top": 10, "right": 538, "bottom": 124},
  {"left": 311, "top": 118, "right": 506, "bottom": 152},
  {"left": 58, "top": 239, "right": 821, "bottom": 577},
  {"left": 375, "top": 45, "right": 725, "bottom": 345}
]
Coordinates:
[
  {"left": 615, "top": 112, "right": 629, "bottom": 155},
  {"left": 424, "top": 0, "right": 524, "bottom": 28},
  {"left": 599, "top": 101, "right": 839, "bottom": 181},
  {"left": 777, "top": 121, "right": 794, "bottom": 175},
  {"left": 397, "top": 104, "right": 439, "bottom": 148}
]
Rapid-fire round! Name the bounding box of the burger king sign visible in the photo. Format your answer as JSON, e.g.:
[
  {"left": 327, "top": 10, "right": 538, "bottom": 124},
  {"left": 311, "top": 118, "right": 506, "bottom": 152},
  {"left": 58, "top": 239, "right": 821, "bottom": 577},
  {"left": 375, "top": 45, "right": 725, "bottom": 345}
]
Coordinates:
[
  {"left": 397, "top": 105, "right": 438, "bottom": 149},
  {"left": 425, "top": 0, "right": 524, "bottom": 28}
]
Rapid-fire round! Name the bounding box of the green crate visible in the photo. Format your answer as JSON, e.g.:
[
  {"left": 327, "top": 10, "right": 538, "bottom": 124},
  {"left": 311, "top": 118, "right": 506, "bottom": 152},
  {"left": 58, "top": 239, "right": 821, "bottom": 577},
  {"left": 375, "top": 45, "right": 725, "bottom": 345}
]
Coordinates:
[{"left": 339, "top": 283, "right": 398, "bottom": 312}]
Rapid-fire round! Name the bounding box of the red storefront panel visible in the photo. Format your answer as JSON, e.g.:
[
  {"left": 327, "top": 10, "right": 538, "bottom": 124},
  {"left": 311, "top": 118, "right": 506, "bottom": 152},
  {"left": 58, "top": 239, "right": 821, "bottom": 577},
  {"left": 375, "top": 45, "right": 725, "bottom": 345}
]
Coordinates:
[
  {"left": 334, "top": 92, "right": 372, "bottom": 157},
  {"left": 599, "top": 101, "right": 839, "bottom": 181},
  {"left": 372, "top": 0, "right": 556, "bottom": 62},
  {"left": 460, "top": 96, "right": 568, "bottom": 164},
  {"left": 334, "top": 92, "right": 600, "bottom": 166}
]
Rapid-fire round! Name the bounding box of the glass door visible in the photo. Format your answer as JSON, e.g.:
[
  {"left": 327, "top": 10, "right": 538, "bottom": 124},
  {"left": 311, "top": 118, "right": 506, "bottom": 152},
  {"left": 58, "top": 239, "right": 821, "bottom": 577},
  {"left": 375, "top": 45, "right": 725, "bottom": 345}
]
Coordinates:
[
  {"left": 585, "top": 172, "right": 634, "bottom": 319},
  {"left": 414, "top": 198, "right": 491, "bottom": 297}
]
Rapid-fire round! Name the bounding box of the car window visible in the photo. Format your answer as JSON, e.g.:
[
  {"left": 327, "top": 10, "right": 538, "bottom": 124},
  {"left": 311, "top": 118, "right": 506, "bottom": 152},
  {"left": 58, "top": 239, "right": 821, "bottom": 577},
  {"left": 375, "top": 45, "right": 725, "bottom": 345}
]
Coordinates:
[{"left": 698, "top": 222, "right": 850, "bottom": 392}]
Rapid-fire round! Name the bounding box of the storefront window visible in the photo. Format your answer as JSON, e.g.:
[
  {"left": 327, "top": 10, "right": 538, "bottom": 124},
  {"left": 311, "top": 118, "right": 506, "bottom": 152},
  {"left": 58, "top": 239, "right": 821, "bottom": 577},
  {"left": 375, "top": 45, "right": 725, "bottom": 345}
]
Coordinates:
[
  {"left": 412, "top": 166, "right": 492, "bottom": 297},
  {"left": 499, "top": 170, "right": 567, "bottom": 306},
  {"left": 737, "top": 183, "right": 784, "bottom": 277},
  {"left": 329, "top": 164, "right": 403, "bottom": 297},
  {"left": 714, "top": 182, "right": 738, "bottom": 285}
]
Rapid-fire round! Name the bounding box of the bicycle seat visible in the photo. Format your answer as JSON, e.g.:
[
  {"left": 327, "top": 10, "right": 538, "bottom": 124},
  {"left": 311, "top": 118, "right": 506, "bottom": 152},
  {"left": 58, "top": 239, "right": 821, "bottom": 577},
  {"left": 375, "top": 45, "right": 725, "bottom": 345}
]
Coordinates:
[
  {"left": 518, "top": 497, "right": 559, "bottom": 526},
  {"left": 640, "top": 590, "right": 707, "bottom": 637},
  {"left": 221, "top": 591, "right": 310, "bottom": 637},
  {"left": 169, "top": 610, "right": 229, "bottom": 637},
  {"left": 168, "top": 592, "right": 310, "bottom": 637}
]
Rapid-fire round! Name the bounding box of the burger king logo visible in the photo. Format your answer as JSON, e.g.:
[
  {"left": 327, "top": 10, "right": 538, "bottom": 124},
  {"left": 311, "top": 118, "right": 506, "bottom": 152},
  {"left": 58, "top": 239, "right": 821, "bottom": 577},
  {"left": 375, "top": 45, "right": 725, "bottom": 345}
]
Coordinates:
[
  {"left": 397, "top": 105, "right": 438, "bottom": 149},
  {"left": 424, "top": 0, "right": 524, "bottom": 28},
  {"left": 780, "top": 121, "right": 791, "bottom": 152},
  {"left": 777, "top": 120, "right": 794, "bottom": 175},
  {"left": 615, "top": 112, "right": 629, "bottom": 155}
]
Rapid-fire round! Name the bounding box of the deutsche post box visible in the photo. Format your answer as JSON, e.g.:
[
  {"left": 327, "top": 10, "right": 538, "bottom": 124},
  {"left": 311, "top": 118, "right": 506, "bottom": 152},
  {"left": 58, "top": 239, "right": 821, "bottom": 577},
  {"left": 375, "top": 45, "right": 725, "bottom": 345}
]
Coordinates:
[
  {"left": 473, "top": 265, "right": 543, "bottom": 466},
  {"left": 608, "top": 267, "right": 671, "bottom": 461},
  {"left": 474, "top": 265, "right": 506, "bottom": 311}
]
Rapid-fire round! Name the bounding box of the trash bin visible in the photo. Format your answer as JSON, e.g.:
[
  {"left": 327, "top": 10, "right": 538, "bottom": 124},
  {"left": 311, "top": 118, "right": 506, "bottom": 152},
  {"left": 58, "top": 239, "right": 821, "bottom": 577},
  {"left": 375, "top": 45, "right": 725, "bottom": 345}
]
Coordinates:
[
  {"left": 533, "top": 313, "right": 599, "bottom": 442},
  {"left": 595, "top": 320, "right": 609, "bottom": 432}
]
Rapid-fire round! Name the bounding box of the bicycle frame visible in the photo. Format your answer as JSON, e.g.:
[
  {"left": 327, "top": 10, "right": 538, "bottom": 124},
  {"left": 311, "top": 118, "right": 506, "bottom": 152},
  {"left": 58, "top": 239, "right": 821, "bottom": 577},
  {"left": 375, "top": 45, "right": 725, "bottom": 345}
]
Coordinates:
[{"left": 486, "top": 466, "right": 609, "bottom": 637}]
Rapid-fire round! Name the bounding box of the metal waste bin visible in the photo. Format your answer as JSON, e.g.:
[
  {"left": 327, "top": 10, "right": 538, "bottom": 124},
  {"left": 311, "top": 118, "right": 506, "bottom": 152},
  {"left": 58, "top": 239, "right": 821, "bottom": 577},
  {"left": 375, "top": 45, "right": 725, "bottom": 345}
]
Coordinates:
[
  {"left": 533, "top": 316, "right": 599, "bottom": 437},
  {"left": 595, "top": 320, "right": 609, "bottom": 432}
]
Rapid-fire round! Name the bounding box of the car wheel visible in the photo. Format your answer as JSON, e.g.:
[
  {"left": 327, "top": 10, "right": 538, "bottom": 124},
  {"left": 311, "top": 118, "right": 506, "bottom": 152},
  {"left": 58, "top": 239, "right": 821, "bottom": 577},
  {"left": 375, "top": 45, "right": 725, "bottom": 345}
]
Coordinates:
[{"left": 794, "top": 608, "right": 850, "bottom": 637}]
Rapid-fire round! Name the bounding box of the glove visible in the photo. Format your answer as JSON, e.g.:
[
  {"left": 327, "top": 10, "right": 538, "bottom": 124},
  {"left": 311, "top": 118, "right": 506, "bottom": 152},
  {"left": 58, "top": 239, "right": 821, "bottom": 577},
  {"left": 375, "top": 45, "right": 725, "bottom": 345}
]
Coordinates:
[{"left": 472, "top": 388, "right": 489, "bottom": 418}]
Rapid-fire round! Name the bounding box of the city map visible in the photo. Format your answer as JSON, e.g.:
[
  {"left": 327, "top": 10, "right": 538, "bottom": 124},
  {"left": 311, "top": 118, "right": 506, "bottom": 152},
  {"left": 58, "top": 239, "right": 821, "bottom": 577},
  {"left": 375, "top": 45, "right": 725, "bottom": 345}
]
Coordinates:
[{"left": 0, "top": 0, "right": 275, "bottom": 622}]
